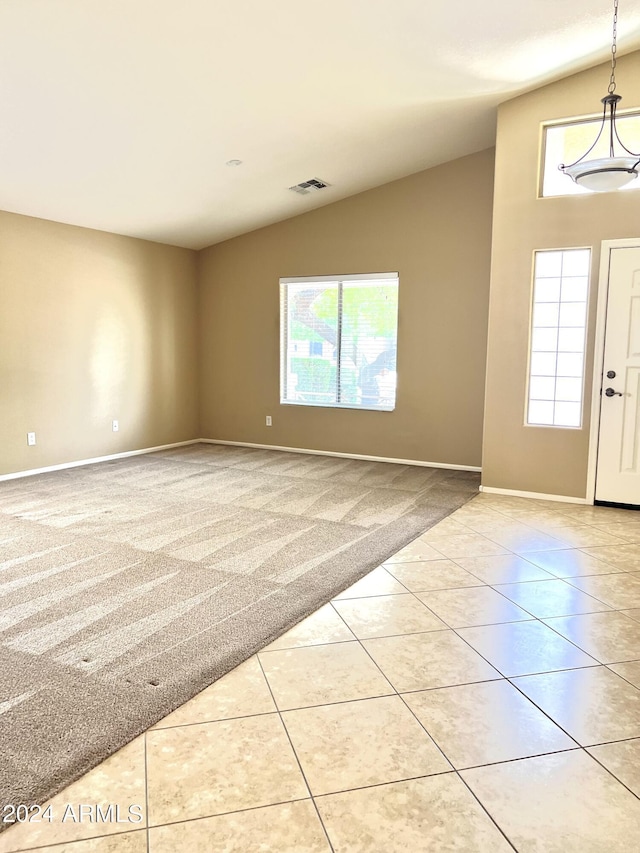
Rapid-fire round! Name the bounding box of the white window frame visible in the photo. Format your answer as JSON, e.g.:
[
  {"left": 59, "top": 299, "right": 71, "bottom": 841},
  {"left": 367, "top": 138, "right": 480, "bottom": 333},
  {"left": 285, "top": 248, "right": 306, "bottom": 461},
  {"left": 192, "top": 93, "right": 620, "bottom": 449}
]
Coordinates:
[
  {"left": 540, "top": 109, "right": 640, "bottom": 199},
  {"left": 280, "top": 272, "right": 399, "bottom": 412},
  {"left": 525, "top": 248, "right": 591, "bottom": 430}
]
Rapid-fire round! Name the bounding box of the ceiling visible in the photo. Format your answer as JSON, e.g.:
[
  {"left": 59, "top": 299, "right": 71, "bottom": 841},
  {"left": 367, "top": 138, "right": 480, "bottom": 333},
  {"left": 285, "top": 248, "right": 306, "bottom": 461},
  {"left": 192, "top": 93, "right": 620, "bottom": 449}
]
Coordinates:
[{"left": 1, "top": 1, "right": 640, "bottom": 250}]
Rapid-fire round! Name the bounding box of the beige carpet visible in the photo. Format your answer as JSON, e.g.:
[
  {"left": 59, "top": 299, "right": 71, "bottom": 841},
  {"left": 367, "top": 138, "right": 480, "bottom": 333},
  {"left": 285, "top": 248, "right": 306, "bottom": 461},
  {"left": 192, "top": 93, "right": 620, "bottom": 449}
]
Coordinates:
[{"left": 0, "top": 443, "right": 479, "bottom": 816}]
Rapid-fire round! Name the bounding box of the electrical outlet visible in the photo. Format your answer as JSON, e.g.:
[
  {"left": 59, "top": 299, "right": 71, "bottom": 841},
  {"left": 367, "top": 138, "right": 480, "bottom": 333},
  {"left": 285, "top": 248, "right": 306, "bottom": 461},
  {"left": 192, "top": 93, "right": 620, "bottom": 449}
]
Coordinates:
[
  {"left": 27, "top": 432, "right": 36, "bottom": 446},
  {"left": 112, "top": 420, "right": 119, "bottom": 432},
  {"left": 266, "top": 416, "right": 272, "bottom": 426}
]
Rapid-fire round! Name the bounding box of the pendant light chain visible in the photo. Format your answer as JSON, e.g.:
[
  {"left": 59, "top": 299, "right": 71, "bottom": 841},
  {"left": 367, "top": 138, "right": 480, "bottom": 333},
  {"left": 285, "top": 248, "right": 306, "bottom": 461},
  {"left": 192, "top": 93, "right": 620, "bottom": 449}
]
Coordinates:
[
  {"left": 608, "top": 0, "right": 618, "bottom": 94},
  {"left": 559, "top": 0, "right": 639, "bottom": 189}
]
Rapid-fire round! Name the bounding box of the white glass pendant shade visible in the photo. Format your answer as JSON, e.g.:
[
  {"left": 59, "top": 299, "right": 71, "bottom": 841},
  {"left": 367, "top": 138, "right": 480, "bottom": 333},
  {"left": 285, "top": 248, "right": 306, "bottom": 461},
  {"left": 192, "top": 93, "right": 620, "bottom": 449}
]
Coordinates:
[
  {"left": 563, "top": 156, "right": 640, "bottom": 191},
  {"left": 558, "top": 0, "right": 640, "bottom": 197}
]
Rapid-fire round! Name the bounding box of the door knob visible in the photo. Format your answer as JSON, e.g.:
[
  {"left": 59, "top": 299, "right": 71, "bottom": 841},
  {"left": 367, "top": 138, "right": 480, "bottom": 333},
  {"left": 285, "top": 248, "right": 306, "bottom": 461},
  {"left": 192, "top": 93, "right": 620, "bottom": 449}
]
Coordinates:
[{"left": 605, "top": 387, "right": 623, "bottom": 397}]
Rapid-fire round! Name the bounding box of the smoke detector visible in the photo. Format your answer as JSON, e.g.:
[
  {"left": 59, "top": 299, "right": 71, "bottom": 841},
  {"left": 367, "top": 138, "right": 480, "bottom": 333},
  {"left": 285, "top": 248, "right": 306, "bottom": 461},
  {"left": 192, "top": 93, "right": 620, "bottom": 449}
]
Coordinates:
[{"left": 288, "top": 178, "right": 330, "bottom": 195}]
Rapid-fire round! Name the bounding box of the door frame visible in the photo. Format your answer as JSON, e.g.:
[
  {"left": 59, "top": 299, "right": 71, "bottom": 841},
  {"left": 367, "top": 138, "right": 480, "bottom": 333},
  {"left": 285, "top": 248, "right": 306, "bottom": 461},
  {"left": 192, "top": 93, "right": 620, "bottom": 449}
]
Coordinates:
[{"left": 586, "top": 237, "right": 640, "bottom": 504}]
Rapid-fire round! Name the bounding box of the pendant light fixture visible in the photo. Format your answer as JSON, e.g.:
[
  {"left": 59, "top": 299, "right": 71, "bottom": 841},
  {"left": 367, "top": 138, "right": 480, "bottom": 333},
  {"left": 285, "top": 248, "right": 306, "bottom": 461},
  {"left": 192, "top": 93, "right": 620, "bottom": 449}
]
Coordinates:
[{"left": 559, "top": 0, "right": 640, "bottom": 192}]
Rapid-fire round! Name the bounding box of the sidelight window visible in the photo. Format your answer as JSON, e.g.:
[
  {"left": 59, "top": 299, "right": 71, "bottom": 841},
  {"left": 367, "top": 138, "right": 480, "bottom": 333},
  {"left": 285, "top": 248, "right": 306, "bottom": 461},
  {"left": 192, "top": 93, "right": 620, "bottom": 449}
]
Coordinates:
[{"left": 526, "top": 249, "right": 591, "bottom": 428}]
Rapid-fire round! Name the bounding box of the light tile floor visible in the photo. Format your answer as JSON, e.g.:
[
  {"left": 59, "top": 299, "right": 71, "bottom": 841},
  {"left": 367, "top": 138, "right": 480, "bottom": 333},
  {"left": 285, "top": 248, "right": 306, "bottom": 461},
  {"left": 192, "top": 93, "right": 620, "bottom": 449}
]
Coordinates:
[{"left": 2, "top": 493, "right": 640, "bottom": 852}]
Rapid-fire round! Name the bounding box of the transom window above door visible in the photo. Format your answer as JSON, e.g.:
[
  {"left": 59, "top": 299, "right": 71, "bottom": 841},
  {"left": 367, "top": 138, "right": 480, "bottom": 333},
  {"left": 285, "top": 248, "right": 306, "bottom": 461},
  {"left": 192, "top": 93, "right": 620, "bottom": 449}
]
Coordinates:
[
  {"left": 541, "top": 112, "right": 640, "bottom": 198},
  {"left": 280, "top": 273, "right": 399, "bottom": 411}
]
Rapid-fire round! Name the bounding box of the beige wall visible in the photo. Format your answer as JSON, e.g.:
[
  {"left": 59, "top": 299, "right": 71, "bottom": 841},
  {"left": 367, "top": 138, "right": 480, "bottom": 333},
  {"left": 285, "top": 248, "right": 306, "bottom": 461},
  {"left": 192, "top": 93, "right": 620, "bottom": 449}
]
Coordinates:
[
  {"left": 482, "top": 50, "right": 640, "bottom": 498},
  {"left": 0, "top": 212, "right": 199, "bottom": 475},
  {"left": 198, "top": 149, "right": 495, "bottom": 467},
  {"left": 8, "top": 49, "right": 639, "bottom": 487}
]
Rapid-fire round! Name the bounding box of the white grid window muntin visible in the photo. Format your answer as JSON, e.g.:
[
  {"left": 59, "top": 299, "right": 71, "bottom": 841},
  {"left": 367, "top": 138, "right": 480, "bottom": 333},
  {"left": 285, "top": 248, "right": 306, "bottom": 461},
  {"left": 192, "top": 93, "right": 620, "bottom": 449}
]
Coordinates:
[
  {"left": 541, "top": 111, "right": 640, "bottom": 198},
  {"left": 280, "top": 272, "right": 399, "bottom": 411},
  {"left": 527, "top": 249, "right": 591, "bottom": 428}
]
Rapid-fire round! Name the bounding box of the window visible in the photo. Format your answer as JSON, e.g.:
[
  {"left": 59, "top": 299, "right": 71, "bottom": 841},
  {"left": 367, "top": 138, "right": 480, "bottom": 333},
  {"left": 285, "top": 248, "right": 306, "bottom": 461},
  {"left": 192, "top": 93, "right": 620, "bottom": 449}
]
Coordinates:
[
  {"left": 526, "top": 249, "right": 590, "bottom": 428},
  {"left": 280, "top": 273, "right": 399, "bottom": 411},
  {"left": 541, "top": 112, "right": 640, "bottom": 197}
]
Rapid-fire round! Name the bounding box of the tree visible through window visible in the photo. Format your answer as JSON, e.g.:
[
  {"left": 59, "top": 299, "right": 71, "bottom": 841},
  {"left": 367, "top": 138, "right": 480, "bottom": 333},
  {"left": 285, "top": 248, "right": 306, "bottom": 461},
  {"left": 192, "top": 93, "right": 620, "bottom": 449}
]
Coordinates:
[{"left": 280, "top": 273, "right": 399, "bottom": 411}]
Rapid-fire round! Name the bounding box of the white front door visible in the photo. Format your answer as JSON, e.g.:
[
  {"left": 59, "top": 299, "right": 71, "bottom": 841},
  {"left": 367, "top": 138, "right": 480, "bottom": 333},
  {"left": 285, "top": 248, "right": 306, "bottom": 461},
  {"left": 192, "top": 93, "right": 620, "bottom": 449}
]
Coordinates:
[{"left": 595, "top": 245, "right": 640, "bottom": 506}]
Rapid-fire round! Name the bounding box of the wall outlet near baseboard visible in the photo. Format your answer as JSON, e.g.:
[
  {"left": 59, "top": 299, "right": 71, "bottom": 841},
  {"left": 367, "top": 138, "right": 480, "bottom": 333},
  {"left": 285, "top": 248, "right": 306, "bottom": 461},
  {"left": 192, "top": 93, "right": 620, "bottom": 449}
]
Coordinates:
[
  {"left": 265, "top": 416, "right": 272, "bottom": 426},
  {"left": 27, "top": 432, "right": 36, "bottom": 446},
  {"left": 112, "top": 420, "right": 119, "bottom": 432}
]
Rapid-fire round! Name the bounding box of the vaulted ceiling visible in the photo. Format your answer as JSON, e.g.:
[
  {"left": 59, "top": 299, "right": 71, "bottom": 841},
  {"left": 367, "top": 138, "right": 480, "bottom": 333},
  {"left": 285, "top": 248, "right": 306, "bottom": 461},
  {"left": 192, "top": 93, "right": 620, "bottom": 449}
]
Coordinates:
[{"left": 1, "top": 0, "right": 640, "bottom": 249}]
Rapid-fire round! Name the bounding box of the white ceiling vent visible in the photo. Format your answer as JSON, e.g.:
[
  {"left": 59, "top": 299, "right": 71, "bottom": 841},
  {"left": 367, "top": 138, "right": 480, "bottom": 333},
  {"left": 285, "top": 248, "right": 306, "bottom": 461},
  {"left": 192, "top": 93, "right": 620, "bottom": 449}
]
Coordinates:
[{"left": 288, "top": 178, "right": 330, "bottom": 195}]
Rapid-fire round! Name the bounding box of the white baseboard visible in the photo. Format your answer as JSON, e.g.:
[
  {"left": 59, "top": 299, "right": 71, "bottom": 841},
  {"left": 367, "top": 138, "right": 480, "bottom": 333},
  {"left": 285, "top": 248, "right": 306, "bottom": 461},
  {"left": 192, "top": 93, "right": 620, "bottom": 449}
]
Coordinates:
[
  {"left": 201, "top": 439, "right": 482, "bottom": 472},
  {"left": 0, "top": 440, "right": 200, "bottom": 482},
  {"left": 479, "top": 485, "right": 588, "bottom": 504},
  {"left": 0, "top": 437, "right": 483, "bottom": 482}
]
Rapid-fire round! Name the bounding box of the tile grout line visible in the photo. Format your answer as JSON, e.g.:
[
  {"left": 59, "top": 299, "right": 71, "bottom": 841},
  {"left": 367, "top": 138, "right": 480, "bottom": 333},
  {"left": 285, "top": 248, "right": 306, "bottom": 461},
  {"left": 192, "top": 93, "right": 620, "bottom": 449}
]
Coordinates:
[
  {"left": 348, "top": 605, "right": 521, "bottom": 851},
  {"left": 151, "top": 489, "right": 639, "bottom": 839},
  {"left": 505, "top": 668, "right": 640, "bottom": 806},
  {"left": 254, "top": 655, "right": 337, "bottom": 853},
  {"left": 321, "top": 569, "right": 526, "bottom": 841},
  {"left": 3, "top": 485, "right": 638, "bottom": 850},
  {"left": 362, "top": 558, "right": 599, "bottom": 685},
  {"left": 306, "top": 557, "right": 637, "bottom": 702},
  {"left": 582, "top": 746, "right": 640, "bottom": 804},
  {"left": 356, "top": 572, "right": 625, "bottom": 786},
  {"left": 454, "top": 500, "right": 639, "bottom": 557},
  {"left": 263, "top": 582, "right": 524, "bottom": 849},
  {"left": 268, "top": 583, "right": 511, "bottom": 847},
  {"left": 144, "top": 732, "right": 151, "bottom": 853},
  {"left": 4, "top": 830, "right": 144, "bottom": 853},
  {"left": 603, "top": 660, "right": 640, "bottom": 685},
  {"left": 426, "top": 506, "right": 640, "bottom": 657},
  {"left": 113, "top": 795, "right": 317, "bottom": 839},
  {"left": 347, "top": 544, "right": 640, "bottom": 850},
  {"left": 440, "top": 511, "right": 636, "bottom": 579}
]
